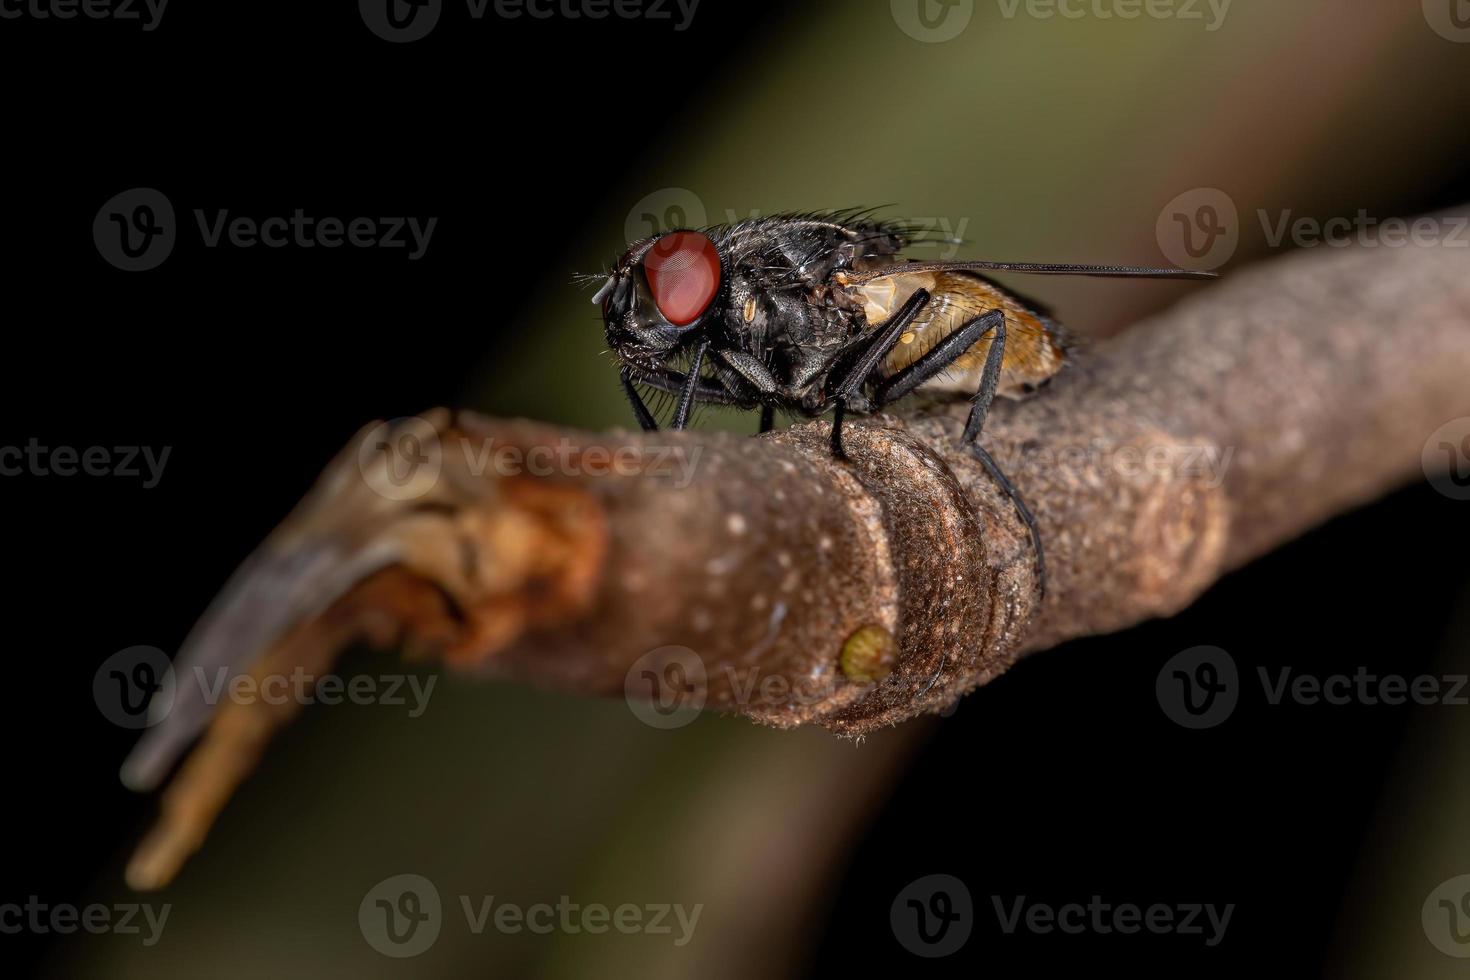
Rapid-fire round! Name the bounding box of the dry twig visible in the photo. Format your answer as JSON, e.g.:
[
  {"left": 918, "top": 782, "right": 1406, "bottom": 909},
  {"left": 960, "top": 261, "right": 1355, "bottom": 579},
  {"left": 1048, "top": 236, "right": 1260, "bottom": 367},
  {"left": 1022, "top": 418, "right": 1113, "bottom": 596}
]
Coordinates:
[{"left": 121, "top": 230, "right": 1470, "bottom": 889}]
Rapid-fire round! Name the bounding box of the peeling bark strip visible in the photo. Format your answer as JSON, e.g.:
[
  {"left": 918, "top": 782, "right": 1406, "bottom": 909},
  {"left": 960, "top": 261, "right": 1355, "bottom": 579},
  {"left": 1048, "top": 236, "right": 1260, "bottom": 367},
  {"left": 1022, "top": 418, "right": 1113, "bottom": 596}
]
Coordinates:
[{"left": 122, "top": 229, "right": 1470, "bottom": 889}]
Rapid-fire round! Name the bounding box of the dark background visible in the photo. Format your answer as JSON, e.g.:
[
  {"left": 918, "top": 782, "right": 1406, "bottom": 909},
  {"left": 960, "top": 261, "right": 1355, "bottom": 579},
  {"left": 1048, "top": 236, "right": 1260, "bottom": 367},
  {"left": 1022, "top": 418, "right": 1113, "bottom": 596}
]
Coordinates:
[{"left": 3, "top": 2, "right": 1468, "bottom": 977}]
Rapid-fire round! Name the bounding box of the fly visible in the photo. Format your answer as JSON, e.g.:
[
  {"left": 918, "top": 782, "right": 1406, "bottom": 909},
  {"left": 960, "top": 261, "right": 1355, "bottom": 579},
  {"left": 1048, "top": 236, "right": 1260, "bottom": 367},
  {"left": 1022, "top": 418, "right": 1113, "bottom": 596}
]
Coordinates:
[{"left": 592, "top": 209, "right": 1216, "bottom": 600}]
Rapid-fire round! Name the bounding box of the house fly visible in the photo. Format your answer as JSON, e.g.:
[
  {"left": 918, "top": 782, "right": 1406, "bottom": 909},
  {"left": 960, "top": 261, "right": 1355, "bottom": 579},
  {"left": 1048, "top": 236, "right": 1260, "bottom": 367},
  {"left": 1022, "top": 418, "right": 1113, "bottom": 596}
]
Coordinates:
[{"left": 591, "top": 209, "right": 1216, "bottom": 597}]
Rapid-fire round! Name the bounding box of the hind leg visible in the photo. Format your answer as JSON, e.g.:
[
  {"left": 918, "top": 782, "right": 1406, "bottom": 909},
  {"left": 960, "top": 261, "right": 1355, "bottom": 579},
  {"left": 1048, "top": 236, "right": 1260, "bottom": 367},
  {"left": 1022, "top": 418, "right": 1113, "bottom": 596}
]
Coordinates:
[
  {"left": 876, "top": 311, "right": 1047, "bottom": 696},
  {"left": 876, "top": 307, "right": 1047, "bottom": 590}
]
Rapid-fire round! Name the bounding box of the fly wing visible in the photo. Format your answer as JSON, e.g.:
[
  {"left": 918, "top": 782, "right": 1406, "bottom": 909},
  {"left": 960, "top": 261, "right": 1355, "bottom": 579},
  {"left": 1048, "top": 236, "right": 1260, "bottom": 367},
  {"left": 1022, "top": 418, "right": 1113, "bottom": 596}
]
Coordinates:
[{"left": 842, "top": 259, "right": 1216, "bottom": 280}]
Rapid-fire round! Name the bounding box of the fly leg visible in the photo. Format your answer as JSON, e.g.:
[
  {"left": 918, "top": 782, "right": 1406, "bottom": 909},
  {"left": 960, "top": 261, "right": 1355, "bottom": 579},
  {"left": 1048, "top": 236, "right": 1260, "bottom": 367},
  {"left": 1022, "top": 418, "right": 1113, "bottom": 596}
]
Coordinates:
[
  {"left": 621, "top": 339, "right": 712, "bottom": 433},
  {"left": 877, "top": 309, "right": 1045, "bottom": 594},
  {"left": 670, "top": 339, "right": 710, "bottom": 431},
  {"left": 620, "top": 366, "right": 659, "bottom": 432},
  {"left": 874, "top": 309, "right": 1047, "bottom": 695},
  {"left": 826, "top": 288, "right": 931, "bottom": 459},
  {"left": 713, "top": 349, "right": 783, "bottom": 435}
]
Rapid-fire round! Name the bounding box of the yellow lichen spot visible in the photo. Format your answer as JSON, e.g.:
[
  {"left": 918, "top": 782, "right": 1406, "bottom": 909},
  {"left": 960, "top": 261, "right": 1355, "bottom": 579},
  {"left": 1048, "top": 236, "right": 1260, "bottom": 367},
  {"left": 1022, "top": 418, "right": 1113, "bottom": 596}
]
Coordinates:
[{"left": 840, "top": 624, "right": 897, "bottom": 684}]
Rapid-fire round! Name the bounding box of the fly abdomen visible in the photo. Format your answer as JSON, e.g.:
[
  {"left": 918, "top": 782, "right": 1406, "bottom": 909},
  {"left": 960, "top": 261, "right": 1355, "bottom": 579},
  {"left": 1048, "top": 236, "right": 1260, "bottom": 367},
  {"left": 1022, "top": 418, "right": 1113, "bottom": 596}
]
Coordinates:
[{"left": 849, "top": 270, "right": 1068, "bottom": 398}]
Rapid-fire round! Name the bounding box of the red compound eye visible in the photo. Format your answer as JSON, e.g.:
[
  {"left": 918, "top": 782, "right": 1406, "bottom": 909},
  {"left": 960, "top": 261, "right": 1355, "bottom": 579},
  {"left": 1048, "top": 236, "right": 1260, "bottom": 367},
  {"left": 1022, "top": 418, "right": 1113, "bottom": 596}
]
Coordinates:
[{"left": 644, "top": 231, "right": 721, "bottom": 327}]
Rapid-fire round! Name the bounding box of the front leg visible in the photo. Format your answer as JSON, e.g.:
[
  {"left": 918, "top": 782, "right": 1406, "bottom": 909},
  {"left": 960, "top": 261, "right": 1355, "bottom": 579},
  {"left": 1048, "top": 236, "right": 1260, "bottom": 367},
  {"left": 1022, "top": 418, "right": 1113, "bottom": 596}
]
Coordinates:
[
  {"left": 619, "top": 366, "right": 659, "bottom": 432},
  {"left": 716, "top": 349, "right": 782, "bottom": 399},
  {"left": 714, "top": 350, "right": 783, "bottom": 436},
  {"left": 827, "top": 287, "right": 932, "bottom": 459},
  {"left": 670, "top": 339, "right": 710, "bottom": 431}
]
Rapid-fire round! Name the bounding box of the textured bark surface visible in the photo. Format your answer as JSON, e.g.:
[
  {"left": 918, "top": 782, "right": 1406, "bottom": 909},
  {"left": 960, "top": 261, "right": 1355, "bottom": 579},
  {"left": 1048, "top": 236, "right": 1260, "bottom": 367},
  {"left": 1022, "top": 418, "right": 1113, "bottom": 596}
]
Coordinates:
[{"left": 122, "top": 231, "right": 1470, "bottom": 888}]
